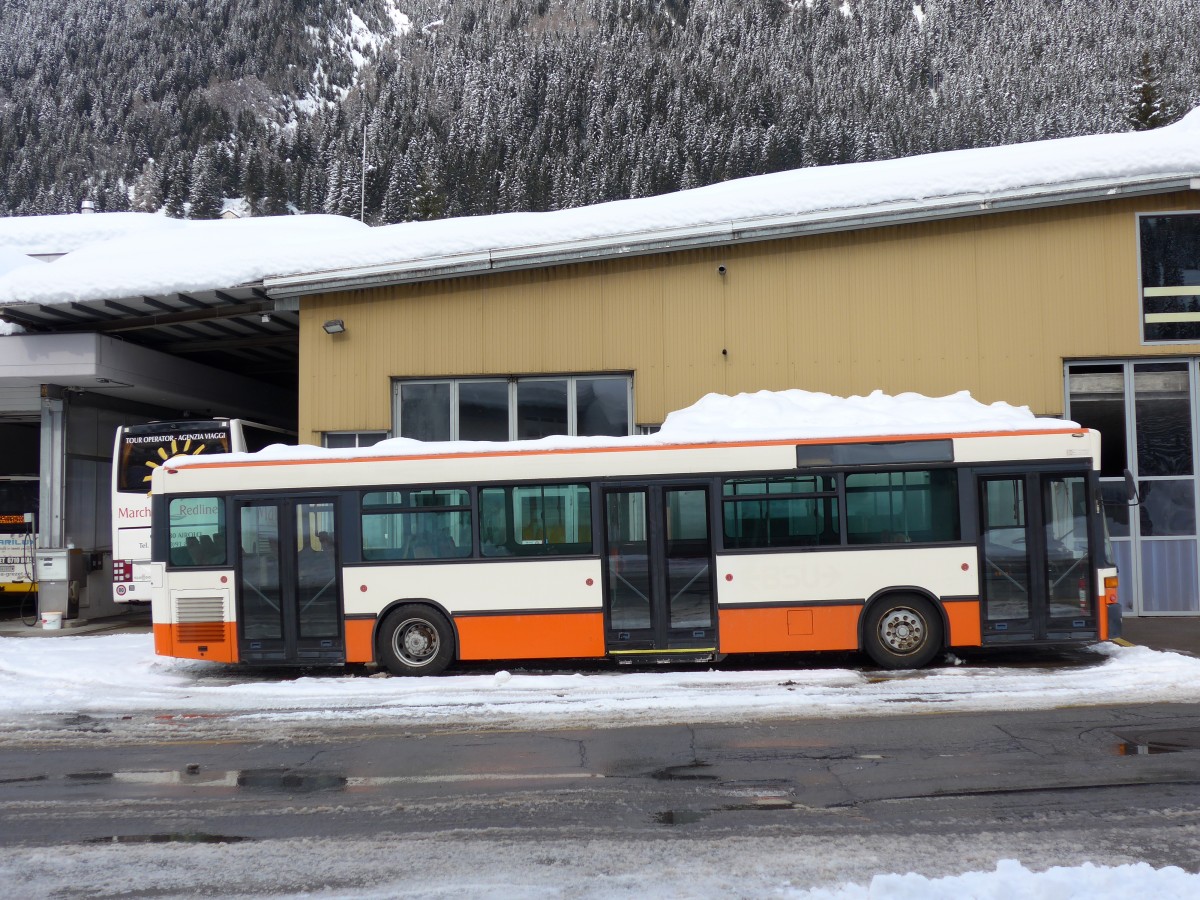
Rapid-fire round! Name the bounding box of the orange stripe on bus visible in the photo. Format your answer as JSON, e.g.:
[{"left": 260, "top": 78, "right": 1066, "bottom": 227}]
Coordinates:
[
  {"left": 345, "top": 618, "right": 376, "bottom": 664},
  {"left": 171, "top": 429, "right": 1086, "bottom": 471},
  {"left": 943, "top": 599, "right": 982, "bottom": 647},
  {"left": 454, "top": 611, "right": 605, "bottom": 661},
  {"left": 153, "top": 622, "right": 238, "bottom": 663},
  {"left": 718, "top": 605, "right": 862, "bottom": 654}
]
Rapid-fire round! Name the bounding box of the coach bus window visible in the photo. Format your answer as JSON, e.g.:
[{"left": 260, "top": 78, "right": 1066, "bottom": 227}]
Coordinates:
[
  {"left": 480, "top": 484, "right": 592, "bottom": 556},
  {"left": 168, "top": 498, "right": 226, "bottom": 566},
  {"left": 845, "top": 470, "right": 960, "bottom": 544},
  {"left": 361, "top": 489, "right": 471, "bottom": 560},
  {"left": 722, "top": 475, "right": 839, "bottom": 549}
]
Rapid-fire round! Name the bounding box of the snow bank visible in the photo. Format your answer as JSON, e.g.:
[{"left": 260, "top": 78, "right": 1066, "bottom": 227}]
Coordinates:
[
  {"left": 0, "top": 635, "right": 1192, "bottom": 727},
  {"left": 1, "top": 111, "right": 1199, "bottom": 306},
  {"left": 797, "top": 860, "right": 1200, "bottom": 899}
]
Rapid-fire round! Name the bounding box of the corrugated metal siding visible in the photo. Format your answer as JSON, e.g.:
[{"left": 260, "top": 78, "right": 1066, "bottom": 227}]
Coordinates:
[{"left": 300, "top": 191, "right": 1200, "bottom": 443}]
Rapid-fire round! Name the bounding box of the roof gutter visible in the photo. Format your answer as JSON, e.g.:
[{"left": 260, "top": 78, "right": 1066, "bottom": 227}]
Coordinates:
[{"left": 264, "top": 174, "right": 1200, "bottom": 299}]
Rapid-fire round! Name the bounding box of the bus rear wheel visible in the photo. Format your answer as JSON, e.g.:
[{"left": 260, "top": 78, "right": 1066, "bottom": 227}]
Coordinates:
[
  {"left": 863, "top": 595, "right": 942, "bottom": 669},
  {"left": 377, "top": 605, "right": 455, "bottom": 676}
]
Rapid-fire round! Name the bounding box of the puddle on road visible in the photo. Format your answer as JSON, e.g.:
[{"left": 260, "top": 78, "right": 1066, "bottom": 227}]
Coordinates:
[
  {"left": 87, "top": 833, "right": 253, "bottom": 845},
  {"left": 651, "top": 762, "right": 718, "bottom": 781},
  {"left": 236, "top": 769, "right": 348, "bottom": 793},
  {"left": 655, "top": 798, "right": 800, "bottom": 825}
]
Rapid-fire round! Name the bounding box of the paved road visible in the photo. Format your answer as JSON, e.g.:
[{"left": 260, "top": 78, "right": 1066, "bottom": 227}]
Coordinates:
[{"left": 2, "top": 703, "right": 1200, "bottom": 858}]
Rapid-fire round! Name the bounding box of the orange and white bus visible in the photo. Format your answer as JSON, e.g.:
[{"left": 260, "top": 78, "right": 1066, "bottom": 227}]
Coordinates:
[
  {"left": 112, "top": 419, "right": 291, "bottom": 603},
  {"left": 148, "top": 426, "right": 1121, "bottom": 673}
]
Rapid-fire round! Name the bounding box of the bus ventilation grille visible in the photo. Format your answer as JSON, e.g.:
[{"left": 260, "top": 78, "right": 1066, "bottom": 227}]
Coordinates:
[{"left": 174, "top": 596, "right": 227, "bottom": 644}]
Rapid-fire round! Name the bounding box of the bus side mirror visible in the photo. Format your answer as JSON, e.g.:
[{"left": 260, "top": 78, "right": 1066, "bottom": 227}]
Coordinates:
[{"left": 1123, "top": 469, "right": 1141, "bottom": 506}]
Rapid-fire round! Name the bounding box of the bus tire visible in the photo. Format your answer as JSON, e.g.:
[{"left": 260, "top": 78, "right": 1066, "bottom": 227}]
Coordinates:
[
  {"left": 862, "top": 595, "right": 942, "bottom": 669},
  {"left": 377, "top": 605, "right": 455, "bottom": 676}
]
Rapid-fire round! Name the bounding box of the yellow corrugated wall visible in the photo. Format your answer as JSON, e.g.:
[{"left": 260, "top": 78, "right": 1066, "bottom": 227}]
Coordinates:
[{"left": 299, "top": 191, "right": 1199, "bottom": 444}]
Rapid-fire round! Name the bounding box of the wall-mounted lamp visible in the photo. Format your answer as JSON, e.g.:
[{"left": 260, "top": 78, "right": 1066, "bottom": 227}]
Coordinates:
[{"left": 322, "top": 319, "right": 346, "bottom": 335}]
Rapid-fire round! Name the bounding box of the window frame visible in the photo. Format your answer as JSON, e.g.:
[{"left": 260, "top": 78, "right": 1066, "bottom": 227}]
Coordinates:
[
  {"left": 392, "top": 375, "right": 634, "bottom": 441},
  {"left": 1137, "top": 210, "right": 1200, "bottom": 345}
]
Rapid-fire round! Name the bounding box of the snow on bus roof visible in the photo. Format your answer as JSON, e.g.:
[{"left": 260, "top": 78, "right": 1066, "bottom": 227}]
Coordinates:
[{"left": 170, "top": 389, "right": 1079, "bottom": 467}]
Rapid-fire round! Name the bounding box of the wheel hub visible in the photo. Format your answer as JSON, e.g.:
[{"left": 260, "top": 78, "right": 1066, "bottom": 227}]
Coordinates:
[
  {"left": 879, "top": 608, "right": 925, "bottom": 654},
  {"left": 398, "top": 622, "right": 437, "bottom": 662}
]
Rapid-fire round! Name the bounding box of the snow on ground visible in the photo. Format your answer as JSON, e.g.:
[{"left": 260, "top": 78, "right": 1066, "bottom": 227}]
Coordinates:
[
  {"left": 0, "top": 844, "right": 1198, "bottom": 900},
  {"left": 0, "top": 634, "right": 1194, "bottom": 729},
  {"left": 1, "top": 110, "right": 1199, "bottom": 307}
]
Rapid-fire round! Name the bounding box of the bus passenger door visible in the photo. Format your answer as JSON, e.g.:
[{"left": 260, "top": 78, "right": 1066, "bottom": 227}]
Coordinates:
[
  {"left": 235, "top": 498, "right": 344, "bottom": 665},
  {"left": 602, "top": 485, "right": 717, "bottom": 656},
  {"left": 978, "top": 473, "right": 1094, "bottom": 643}
]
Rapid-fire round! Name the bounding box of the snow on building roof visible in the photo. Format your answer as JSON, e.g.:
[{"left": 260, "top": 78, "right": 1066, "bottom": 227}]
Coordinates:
[
  {"left": 0, "top": 211, "right": 182, "bottom": 257},
  {"left": 1, "top": 110, "right": 1199, "bottom": 309}
]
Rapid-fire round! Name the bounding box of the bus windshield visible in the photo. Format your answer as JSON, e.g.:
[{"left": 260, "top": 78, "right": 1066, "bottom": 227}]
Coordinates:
[{"left": 116, "top": 422, "right": 234, "bottom": 494}]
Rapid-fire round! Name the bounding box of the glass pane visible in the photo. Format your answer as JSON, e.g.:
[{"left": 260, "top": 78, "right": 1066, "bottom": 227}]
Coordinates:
[
  {"left": 665, "top": 489, "right": 712, "bottom": 629},
  {"left": 605, "top": 491, "right": 650, "bottom": 630},
  {"left": 576, "top": 378, "right": 629, "bottom": 437},
  {"left": 362, "top": 510, "right": 472, "bottom": 560},
  {"left": 296, "top": 502, "right": 339, "bottom": 638},
  {"left": 1140, "top": 214, "right": 1200, "bottom": 343},
  {"left": 169, "top": 497, "right": 226, "bottom": 566},
  {"left": 400, "top": 382, "right": 452, "bottom": 441},
  {"left": 239, "top": 506, "right": 282, "bottom": 640},
  {"left": 479, "top": 488, "right": 510, "bottom": 557},
  {"left": 1043, "top": 476, "right": 1092, "bottom": 620},
  {"left": 1100, "top": 481, "right": 1131, "bottom": 538},
  {"left": 1067, "top": 365, "right": 1127, "bottom": 478},
  {"left": 723, "top": 475, "right": 834, "bottom": 496},
  {"left": 723, "top": 496, "right": 839, "bottom": 548},
  {"left": 1138, "top": 479, "right": 1196, "bottom": 536},
  {"left": 981, "top": 478, "right": 1030, "bottom": 622},
  {"left": 323, "top": 433, "right": 356, "bottom": 449},
  {"left": 1140, "top": 539, "right": 1200, "bottom": 612},
  {"left": 363, "top": 489, "right": 469, "bottom": 509},
  {"left": 477, "top": 485, "right": 590, "bottom": 556},
  {"left": 845, "top": 470, "right": 959, "bottom": 544},
  {"left": 459, "top": 381, "right": 509, "bottom": 441},
  {"left": 1134, "top": 363, "right": 1192, "bottom": 476},
  {"left": 517, "top": 380, "right": 568, "bottom": 439}
]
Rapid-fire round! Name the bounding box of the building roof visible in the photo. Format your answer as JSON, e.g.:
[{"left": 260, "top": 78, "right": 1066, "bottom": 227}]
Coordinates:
[{"left": 1, "top": 110, "right": 1199, "bottom": 316}]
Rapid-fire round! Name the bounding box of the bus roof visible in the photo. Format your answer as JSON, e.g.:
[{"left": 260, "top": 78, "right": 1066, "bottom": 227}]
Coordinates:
[{"left": 165, "top": 389, "right": 1083, "bottom": 472}]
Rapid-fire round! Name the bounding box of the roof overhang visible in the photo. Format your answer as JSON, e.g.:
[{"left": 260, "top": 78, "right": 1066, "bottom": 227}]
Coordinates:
[
  {"left": 0, "top": 332, "right": 294, "bottom": 424},
  {"left": 264, "top": 174, "right": 1200, "bottom": 299},
  {"left": 0, "top": 285, "right": 300, "bottom": 385}
]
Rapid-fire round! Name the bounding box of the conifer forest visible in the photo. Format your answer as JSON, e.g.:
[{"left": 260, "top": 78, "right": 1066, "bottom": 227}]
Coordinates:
[{"left": 1, "top": 0, "right": 1197, "bottom": 222}]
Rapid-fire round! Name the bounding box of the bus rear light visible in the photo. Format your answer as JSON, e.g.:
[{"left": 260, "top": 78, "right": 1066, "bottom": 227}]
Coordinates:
[
  {"left": 112, "top": 560, "right": 132, "bottom": 583},
  {"left": 1104, "top": 575, "right": 1119, "bottom": 605}
]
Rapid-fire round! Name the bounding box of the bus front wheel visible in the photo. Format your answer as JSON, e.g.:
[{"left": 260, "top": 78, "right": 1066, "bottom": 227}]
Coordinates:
[
  {"left": 862, "top": 596, "right": 942, "bottom": 669},
  {"left": 377, "top": 605, "right": 455, "bottom": 676}
]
